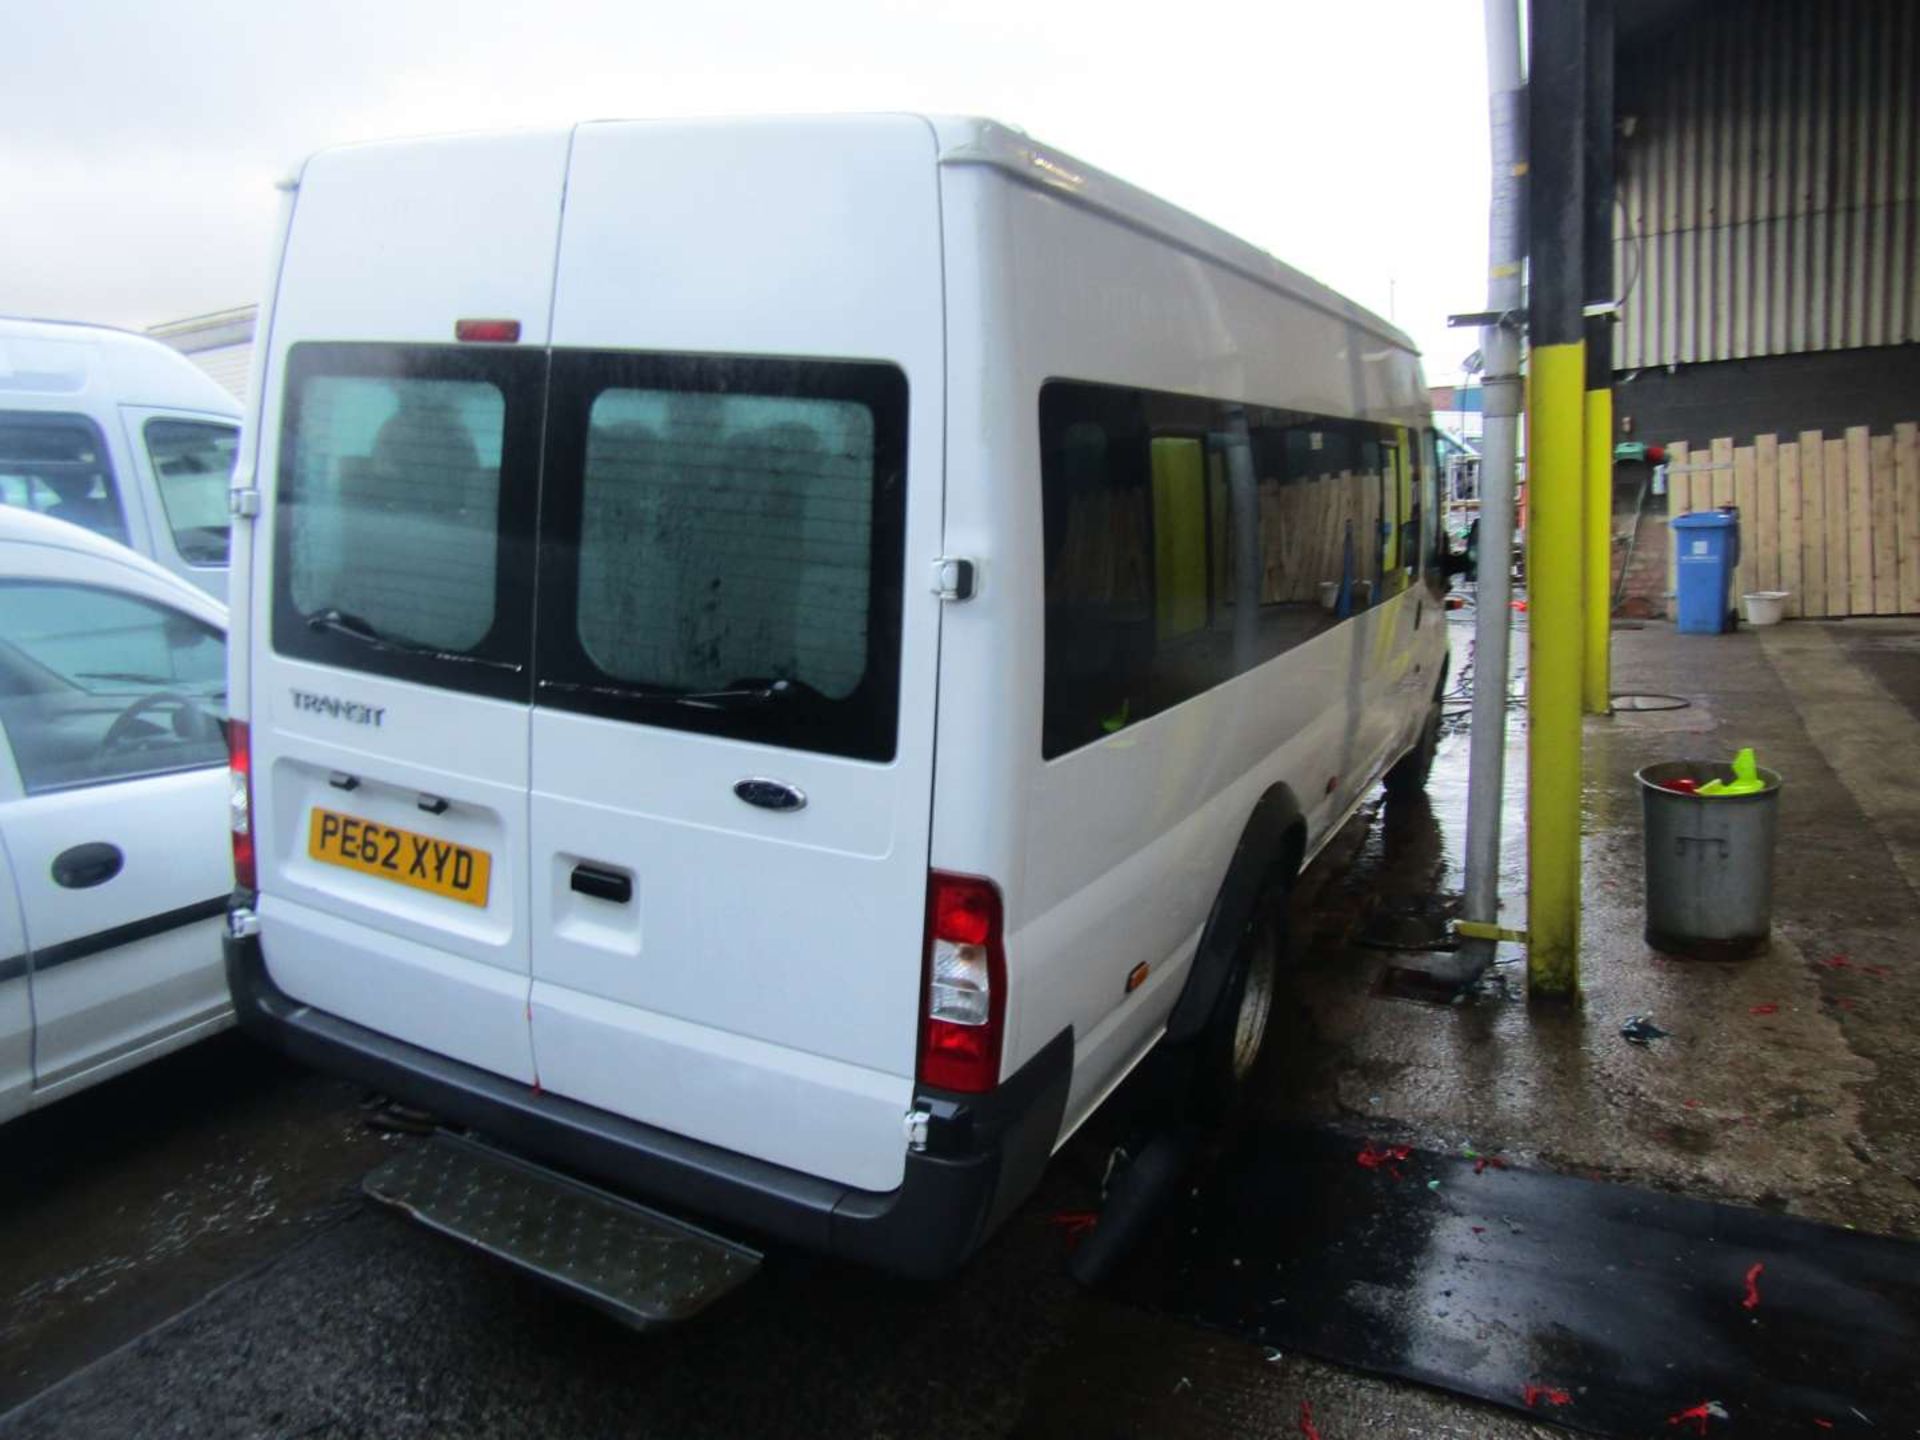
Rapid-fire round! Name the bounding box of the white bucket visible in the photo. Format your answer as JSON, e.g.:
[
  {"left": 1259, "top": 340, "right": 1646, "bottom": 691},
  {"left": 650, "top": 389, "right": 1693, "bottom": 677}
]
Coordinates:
[{"left": 1742, "top": 590, "right": 1789, "bottom": 626}]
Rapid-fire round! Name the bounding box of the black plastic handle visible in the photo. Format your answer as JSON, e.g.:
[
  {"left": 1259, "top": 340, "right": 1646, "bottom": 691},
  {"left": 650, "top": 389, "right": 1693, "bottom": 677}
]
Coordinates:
[
  {"left": 570, "top": 864, "right": 632, "bottom": 905},
  {"left": 52, "top": 842, "right": 124, "bottom": 890}
]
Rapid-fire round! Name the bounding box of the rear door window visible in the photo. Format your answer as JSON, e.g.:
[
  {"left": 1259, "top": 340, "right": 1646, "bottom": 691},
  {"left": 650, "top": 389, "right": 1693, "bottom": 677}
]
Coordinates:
[
  {"left": 0, "top": 412, "right": 127, "bottom": 547},
  {"left": 537, "top": 353, "right": 908, "bottom": 762},
  {"left": 143, "top": 418, "right": 239, "bottom": 565},
  {"left": 271, "top": 345, "right": 544, "bottom": 701}
]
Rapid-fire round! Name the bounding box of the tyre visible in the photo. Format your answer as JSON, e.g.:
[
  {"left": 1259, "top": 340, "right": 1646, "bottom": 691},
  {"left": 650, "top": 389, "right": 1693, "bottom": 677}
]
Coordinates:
[
  {"left": 1194, "top": 894, "right": 1282, "bottom": 1111},
  {"left": 1384, "top": 693, "right": 1443, "bottom": 796}
]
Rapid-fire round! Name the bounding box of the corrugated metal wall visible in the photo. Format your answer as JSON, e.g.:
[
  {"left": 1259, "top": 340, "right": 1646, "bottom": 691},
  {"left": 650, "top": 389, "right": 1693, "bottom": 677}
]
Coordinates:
[{"left": 1615, "top": 0, "right": 1920, "bottom": 368}]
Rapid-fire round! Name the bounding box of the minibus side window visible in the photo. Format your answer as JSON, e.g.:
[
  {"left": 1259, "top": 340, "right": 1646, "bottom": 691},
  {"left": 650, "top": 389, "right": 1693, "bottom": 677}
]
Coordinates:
[
  {"left": 0, "top": 412, "right": 128, "bottom": 548},
  {"left": 144, "top": 418, "right": 239, "bottom": 566},
  {"left": 1041, "top": 382, "right": 1407, "bottom": 760}
]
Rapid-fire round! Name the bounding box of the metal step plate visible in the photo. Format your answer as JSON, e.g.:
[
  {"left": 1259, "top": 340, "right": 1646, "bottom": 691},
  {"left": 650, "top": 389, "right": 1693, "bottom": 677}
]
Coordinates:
[{"left": 364, "top": 1132, "right": 761, "bottom": 1329}]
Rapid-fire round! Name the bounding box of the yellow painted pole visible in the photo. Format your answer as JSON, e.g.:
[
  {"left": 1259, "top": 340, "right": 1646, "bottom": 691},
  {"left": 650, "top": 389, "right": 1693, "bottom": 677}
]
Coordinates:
[
  {"left": 1527, "top": 341, "right": 1587, "bottom": 995},
  {"left": 1583, "top": 386, "right": 1613, "bottom": 714}
]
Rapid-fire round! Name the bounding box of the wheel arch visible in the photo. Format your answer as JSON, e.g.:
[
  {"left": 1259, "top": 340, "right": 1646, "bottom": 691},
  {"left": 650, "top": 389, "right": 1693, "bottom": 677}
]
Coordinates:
[{"left": 1164, "top": 783, "right": 1306, "bottom": 1045}]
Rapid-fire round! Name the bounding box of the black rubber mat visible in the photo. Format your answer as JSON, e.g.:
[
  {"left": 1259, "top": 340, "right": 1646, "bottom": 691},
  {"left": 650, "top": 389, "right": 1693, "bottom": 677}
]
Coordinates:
[{"left": 1125, "top": 1127, "right": 1920, "bottom": 1436}]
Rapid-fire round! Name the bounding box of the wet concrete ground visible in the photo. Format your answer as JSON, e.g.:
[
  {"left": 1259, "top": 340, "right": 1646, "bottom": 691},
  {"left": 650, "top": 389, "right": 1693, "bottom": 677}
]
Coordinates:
[{"left": 3, "top": 613, "right": 1918, "bottom": 1437}]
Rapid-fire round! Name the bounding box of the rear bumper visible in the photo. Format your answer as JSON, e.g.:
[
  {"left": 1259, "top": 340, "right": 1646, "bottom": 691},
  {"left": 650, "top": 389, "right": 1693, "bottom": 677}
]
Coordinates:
[{"left": 226, "top": 925, "right": 1071, "bottom": 1279}]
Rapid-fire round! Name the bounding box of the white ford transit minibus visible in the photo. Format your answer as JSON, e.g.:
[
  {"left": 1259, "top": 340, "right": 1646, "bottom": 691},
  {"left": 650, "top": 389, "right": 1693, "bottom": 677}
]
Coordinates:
[{"left": 226, "top": 116, "right": 1449, "bottom": 1302}]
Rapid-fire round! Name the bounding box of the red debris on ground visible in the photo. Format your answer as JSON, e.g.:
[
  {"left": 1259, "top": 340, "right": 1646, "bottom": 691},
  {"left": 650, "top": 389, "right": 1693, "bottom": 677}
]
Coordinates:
[
  {"left": 1667, "top": 1400, "right": 1726, "bottom": 1434},
  {"left": 1818, "top": 954, "right": 1852, "bottom": 970},
  {"left": 1472, "top": 1225, "right": 1487, "bottom": 1235},
  {"left": 1749, "top": 1002, "right": 1780, "bottom": 1015},
  {"left": 1356, "top": 1142, "right": 1412, "bottom": 1179},
  {"left": 1814, "top": 1419, "right": 1834, "bottom": 1429},
  {"left": 1473, "top": 1154, "right": 1509, "bottom": 1174},
  {"left": 1832, "top": 997, "right": 1857, "bottom": 1011},
  {"left": 1523, "top": 1384, "right": 1573, "bottom": 1408},
  {"left": 1298, "top": 1400, "right": 1324, "bottom": 1439},
  {"left": 1862, "top": 964, "right": 1891, "bottom": 978},
  {"left": 1742, "top": 1262, "right": 1764, "bottom": 1310},
  {"left": 1684, "top": 1099, "right": 1703, "bottom": 1109}
]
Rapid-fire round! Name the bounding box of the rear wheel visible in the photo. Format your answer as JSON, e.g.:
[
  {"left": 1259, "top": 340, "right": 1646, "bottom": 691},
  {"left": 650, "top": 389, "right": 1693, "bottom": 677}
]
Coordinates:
[
  {"left": 1384, "top": 694, "right": 1443, "bottom": 796},
  {"left": 1195, "top": 895, "right": 1282, "bottom": 1111}
]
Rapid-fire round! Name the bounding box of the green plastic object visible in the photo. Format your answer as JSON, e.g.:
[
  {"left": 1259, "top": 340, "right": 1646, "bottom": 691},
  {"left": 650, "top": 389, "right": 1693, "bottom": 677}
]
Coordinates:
[
  {"left": 1699, "top": 747, "right": 1766, "bottom": 797},
  {"left": 1613, "top": 441, "right": 1649, "bottom": 463}
]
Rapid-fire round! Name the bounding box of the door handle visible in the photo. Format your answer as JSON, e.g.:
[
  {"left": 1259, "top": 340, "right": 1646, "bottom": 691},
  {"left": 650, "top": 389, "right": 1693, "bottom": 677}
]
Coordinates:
[
  {"left": 52, "top": 842, "right": 124, "bottom": 890},
  {"left": 569, "top": 863, "right": 632, "bottom": 905}
]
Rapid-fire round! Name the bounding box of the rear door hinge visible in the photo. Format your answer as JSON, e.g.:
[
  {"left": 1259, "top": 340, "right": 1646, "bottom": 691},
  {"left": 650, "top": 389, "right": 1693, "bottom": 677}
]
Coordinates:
[
  {"left": 931, "top": 557, "right": 977, "bottom": 602},
  {"left": 229, "top": 487, "right": 261, "bottom": 519}
]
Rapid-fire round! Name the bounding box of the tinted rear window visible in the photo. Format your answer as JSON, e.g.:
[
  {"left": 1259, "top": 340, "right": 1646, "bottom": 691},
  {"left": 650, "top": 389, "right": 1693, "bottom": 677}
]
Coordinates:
[
  {"left": 272, "top": 344, "right": 544, "bottom": 701},
  {"left": 538, "top": 353, "right": 907, "bottom": 762}
]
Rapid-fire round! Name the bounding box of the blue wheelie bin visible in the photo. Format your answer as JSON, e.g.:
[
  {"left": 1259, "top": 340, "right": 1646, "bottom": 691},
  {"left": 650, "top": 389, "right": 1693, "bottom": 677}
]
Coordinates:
[{"left": 1672, "top": 508, "right": 1741, "bottom": 634}]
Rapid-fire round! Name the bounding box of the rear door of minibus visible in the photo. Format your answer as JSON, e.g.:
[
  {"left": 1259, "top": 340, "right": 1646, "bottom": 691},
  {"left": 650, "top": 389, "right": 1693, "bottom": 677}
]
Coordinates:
[
  {"left": 248, "top": 131, "right": 569, "bottom": 1084},
  {"left": 524, "top": 118, "right": 947, "bottom": 1194}
]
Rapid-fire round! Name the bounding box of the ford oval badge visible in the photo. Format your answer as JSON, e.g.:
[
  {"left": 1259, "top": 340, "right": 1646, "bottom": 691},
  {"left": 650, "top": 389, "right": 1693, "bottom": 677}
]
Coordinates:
[{"left": 734, "top": 778, "right": 807, "bottom": 813}]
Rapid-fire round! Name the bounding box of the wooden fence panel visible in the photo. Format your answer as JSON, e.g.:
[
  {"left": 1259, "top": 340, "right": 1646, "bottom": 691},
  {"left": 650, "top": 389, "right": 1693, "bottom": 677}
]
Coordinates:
[
  {"left": 1871, "top": 434, "right": 1899, "bottom": 613},
  {"left": 1778, "top": 441, "right": 1803, "bottom": 615},
  {"left": 1712, "top": 437, "right": 1736, "bottom": 510},
  {"left": 1847, "top": 427, "right": 1874, "bottom": 615},
  {"left": 1801, "top": 432, "right": 1828, "bottom": 618},
  {"left": 1899, "top": 423, "right": 1920, "bottom": 615},
  {"left": 1755, "top": 435, "right": 1780, "bottom": 594},
  {"left": 1660, "top": 422, "right": 1920, "bottom": 620},
  {"left": 1825, "top": 437, "right": 1850, "bottom": 616}
]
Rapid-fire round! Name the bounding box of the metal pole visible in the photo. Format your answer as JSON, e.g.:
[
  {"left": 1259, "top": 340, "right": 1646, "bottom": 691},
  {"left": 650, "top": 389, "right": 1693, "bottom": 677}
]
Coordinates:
[
  {"left": 1527, "top": 0, "right": 1588, "bottom": 997},
  {"left": 1461, "top": 0, "right": 1525, "bottom": 957},
  {"left": 1582, "top": 0, "right": 1616, "bottom": 716}
]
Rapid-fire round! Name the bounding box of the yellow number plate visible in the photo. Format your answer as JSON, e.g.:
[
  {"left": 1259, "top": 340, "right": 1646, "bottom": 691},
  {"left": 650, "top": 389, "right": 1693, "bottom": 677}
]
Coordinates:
[{"left": 308, "top": 808, "right": 492, "bottom": 907}]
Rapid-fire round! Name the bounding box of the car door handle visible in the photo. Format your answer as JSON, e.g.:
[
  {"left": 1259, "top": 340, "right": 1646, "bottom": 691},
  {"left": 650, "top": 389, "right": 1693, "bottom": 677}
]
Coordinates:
[
  {"left": 569, "top": 863, "right": 632, "bottom": 905},
  {"left": 52, "top": 842, "right": 124, "bottom": 890}
]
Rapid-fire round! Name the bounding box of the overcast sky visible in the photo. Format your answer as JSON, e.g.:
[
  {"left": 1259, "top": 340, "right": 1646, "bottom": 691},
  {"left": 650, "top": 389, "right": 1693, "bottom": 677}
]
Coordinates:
[{"left": 1, "top": 0, "right": 1490, "bottom": 377}]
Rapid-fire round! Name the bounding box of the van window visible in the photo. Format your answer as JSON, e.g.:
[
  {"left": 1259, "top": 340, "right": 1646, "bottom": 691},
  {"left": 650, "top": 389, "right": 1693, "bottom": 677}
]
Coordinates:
[
  {"left": 271, "top": 344, "right": 544, "bottom": 703},
  {"left": 0, "top": 412, "right": 127, "bottom": 547},
  {"left": 0, "top": 582, "right": 226, "bottom": 793},
  {"left": 144, "top": 418, "right": 239, "bottom": 565},
  {"left": 538, "top": 353, "right": 908, "bottom": 762},
  {"left": 1041, "top": 381, "right": 1405, "bottom": 759}
]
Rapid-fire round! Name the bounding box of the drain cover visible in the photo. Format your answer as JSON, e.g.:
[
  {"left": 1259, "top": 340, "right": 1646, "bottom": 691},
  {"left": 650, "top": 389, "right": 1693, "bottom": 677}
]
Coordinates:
[{"left": 1612, "top": 692, "right": 1693, "bottom": 712}]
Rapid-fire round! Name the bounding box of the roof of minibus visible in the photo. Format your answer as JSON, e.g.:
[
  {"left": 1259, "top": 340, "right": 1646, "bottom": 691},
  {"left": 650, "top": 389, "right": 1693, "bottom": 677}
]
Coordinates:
[
  {"left": 0, "top": 316, "right": 243, "bottom": 417},
  {"left": 925, "top": 116, "right": 1420, "bottom": 357},
  {"left": 288, "top": 115, "right": 1422, "bottom": 363}
]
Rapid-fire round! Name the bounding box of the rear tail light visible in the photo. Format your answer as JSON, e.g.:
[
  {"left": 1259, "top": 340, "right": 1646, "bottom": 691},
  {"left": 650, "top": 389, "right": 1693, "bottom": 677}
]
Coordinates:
[
  {"left": 918, "top": 872, "right": 1006, "bottom": 1093},
  {"left": 229, "top": 719, "right": 255, "bottom": 890}
]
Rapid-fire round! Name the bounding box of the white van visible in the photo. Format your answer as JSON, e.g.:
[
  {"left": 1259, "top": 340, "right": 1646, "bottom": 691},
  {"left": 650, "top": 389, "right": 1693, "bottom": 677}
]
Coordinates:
[
  {"left": 226, "top": 116, "right": 1449, "bottom": 1297},
  {"left": 0, "top": 318, "right": 243, "bottom": 600}
]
